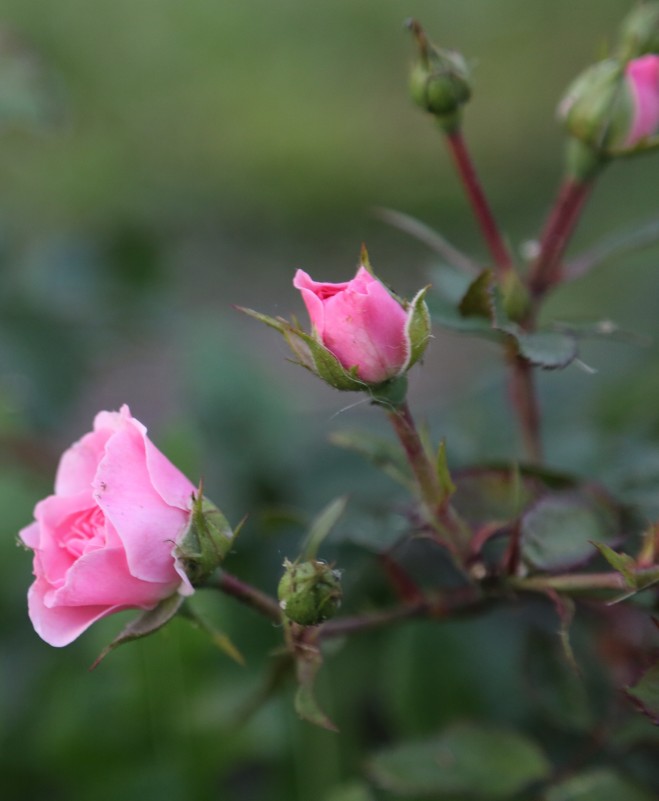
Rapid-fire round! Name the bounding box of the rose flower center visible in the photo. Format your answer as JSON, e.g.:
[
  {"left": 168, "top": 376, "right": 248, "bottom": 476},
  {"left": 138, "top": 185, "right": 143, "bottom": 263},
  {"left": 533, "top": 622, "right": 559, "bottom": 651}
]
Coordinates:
[{"left": 60, "top": 506, "right": 107, "bottom": 559}]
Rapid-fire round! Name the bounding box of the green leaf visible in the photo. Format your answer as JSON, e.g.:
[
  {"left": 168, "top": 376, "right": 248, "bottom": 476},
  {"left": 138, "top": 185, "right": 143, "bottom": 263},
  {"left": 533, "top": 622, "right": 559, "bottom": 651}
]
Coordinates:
[
  {"left": 566, "top": 216, "right": 659, "bottom": 282},
  {"left": 302, "top": 496, "right": 348, "bottom": 560},
  {"left": 591, "top": 542, "right": 637, "bottom": 587},
  {"left": 429, "top": 292, "right": 500, "bottom": 335},
  {"left": 368, "top": 722, "right": 550, "bottom": 798},
  {"left": 178, "top": 605, "right": 245, "bottom": 665},
  {"left": 452, "top": 467, "right": 540, "bottom": 527},
  {"left": 545, "top": 769, "right": 656, "bottom": 801},
  {"left": 515, "top": 330, "right": 578, "bottom": 370},
  {"left": 294, "top": 642, "right": 338, "bottom": 732},
  {"left": 375, "top": 207, "right": 480, "bottom": 273},
  {"left": 436, "top": 439, "right": 456, "bottom": 502},
  {"left": 90, "top": 593, "right": 185, "bottom": 670},
  {"left": 329, "top": 429, "right": 414, "bottom": 491},
  {"left": 459, "top": 269, "right": 495, "bottom": 318},
  {"left": 406, "top": 285, "right": 432, "bottom": 367},
  {"left": 520, "top": 492, "right": 618, "bottom": 571},
  {"left": 323, "top": 782, "right": 375, "bottom": 801},
  {"left": 626, "top": 661, "right": 659, "bottom": 725}
]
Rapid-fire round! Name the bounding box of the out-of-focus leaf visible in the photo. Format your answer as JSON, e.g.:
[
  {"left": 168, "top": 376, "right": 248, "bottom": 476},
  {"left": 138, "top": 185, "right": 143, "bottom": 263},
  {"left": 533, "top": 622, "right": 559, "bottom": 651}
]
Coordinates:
[
  {"left": 329, "top": 429, "right": 414, "bottom": 491},
  {"left": 0, "top": 26, "right": 65, "bottom": 132},
  {"left": 545, "top": 769, "right": 656, "bottom": 801},
  {"left": 520, "top": 491, "right": 618, "bottom": 571},
  {"left": 626, "top": 662, "right": 659, "bottom": 725},
  {"left": 516, "top": 330, "right": 579, "bottom": 370},
  {"left": 523, "top": 629, "right": 593, "bottom": 730},
  {"left": 90, "top": 593, "right": 185, "bottom": 670},
  {"left": 302, "top": 496, "right": 348, "bottom": 560},
  {"left": 452, "top": 467, "right": 539, "bottom": 527},
  {"left": 332, "top": 512, "right": 410, "bottom": 553},
  {"left": 178, "top": 605, "right": 245, "bottom": 665},
  {"left": 427, "top": 293, "right": 500, "bottom": 336},
  {"left": 368, "top": 722, "right": 550, "bottom": 798},
  {"left": 566, "top": 216, "right": 659, "bottom": 281},
  {"left": 323, "top": 781, "right": 375, "bottom": 801},
  {"left": 375, "top": 207, "right": 480, "bottom": 273}
]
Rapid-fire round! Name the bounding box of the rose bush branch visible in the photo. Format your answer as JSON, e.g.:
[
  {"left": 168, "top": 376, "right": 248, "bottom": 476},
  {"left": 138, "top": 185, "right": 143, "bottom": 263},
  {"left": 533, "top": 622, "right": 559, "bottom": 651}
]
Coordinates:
[
  {"left": 207, "top": 569, "right": 283, "bottom": 624},
  {"left": 530, "top": 50, "right": 659, "bottom": 299},
  {"left": 407, "top": 18, "right": 513, "bottom": 281}
]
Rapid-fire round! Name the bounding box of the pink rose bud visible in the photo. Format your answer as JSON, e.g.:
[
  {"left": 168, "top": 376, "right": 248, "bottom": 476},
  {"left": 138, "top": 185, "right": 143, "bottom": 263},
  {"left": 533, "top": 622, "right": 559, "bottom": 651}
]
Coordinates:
[
  {"left": 625, "top": 54, "right": 659, "bottom": 147},
  {"left": 559, "top": 55, "right": 659, "bottom": 160},
  {"left": 293, "top": 265, "right": 425, "bottom": 386},
  {"left": 19, "top": 405, "right": 210, "bottom": 647}
]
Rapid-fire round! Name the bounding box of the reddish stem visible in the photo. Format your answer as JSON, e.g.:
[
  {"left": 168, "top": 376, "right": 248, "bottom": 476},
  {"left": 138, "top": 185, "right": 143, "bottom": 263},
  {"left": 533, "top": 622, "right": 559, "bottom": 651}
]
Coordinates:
[
  {"left": 529, "top": 178, "right": 594, "bottom": 298},
  {"left": 445, "top": 129, "right": 513, "bottom": 278},
  {"left": 509, "top": 354, "right": 543, "bottom": 463}
]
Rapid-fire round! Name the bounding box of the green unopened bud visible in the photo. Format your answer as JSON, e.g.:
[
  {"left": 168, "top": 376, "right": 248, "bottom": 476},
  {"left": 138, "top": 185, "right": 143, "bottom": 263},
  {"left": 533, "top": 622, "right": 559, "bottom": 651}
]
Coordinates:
[
  {"left": 278, "top": 559, "right": 342, "bottom": 626},
  {"left": 617, "top": 2, "right": 659, "bottom": 60},
  {"left": 559, "top": 60, "right": 627, "bottom": 151},
  {"left": 175, "top": 490, "right": 234, "bottom": 586},
  {"left": 407, "top": 19, "right": 471, "bottom": 132}
]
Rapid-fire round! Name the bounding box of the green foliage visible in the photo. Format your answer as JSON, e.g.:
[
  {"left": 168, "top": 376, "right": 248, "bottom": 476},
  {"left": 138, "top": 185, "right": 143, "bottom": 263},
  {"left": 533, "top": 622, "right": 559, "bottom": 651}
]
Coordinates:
[
  {"left": 367, "top": 722, "right": 550, "bottom": 797},
  {"left": 3, "top": 2, "right": 659, "bottom": 801},
  {"left": 545, "top": 769, "right": 657, "bottom": 801},
  {"left": 626, "top": 662, "right": 659, "bottom": 725},
  {"left": 520, "top": 492, "right": 618, "bottom": 571}
]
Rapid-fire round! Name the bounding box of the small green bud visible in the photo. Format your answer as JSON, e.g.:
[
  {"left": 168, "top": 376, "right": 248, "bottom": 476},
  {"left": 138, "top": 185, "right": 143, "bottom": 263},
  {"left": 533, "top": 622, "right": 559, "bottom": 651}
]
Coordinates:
[
  {"left": 617, "top": 2, "right": 659, "bottom": 60},
  {"left": 407, "top": 19, "right": 471, "bottom": 132},
  {"left": 278, "top": 559, "right": 342, "bottom": 626},
  {"left": 176, "top": 490, "right": 234, "bottom": 586}
]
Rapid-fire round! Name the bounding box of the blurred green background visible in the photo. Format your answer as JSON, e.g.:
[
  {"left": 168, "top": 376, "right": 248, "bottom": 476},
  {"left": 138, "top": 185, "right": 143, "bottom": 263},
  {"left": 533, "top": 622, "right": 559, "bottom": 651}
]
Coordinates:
[{"left": 2, "top": 1, "right": 659, "bottom": 799}]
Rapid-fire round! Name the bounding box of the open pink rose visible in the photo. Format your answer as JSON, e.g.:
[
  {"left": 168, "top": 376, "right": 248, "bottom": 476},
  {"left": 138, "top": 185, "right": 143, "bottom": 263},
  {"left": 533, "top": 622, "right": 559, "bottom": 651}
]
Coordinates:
[
  {"left": 625, "top": 54, "right": 659, "bottom": 147},
  {"left": 293, "top": 266, "right": 411, "bottom": 384},
  {"left": 20, "top": 405, "right": 196, "bottom": 647}
]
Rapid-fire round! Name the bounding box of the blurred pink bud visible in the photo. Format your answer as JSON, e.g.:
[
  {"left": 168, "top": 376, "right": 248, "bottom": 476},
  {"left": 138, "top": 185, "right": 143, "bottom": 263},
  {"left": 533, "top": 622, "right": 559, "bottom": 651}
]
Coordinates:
[
  {"left": 293, "top": 266, "right": 411, "bottom": 385},
  {"left": 19, "top": 405, "right": 197, "bottom": 646},
  {"left": 625, "top": 54, "right": 659, "bottom": 147}
]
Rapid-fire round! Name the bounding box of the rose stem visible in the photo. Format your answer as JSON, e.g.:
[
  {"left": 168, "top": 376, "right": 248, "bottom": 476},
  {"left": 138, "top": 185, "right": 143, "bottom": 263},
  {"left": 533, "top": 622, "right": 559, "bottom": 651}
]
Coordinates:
[
  {"left": 386, "top": 400, "right": 467, "bottom": 556},
  {"left": 443, "top": 128, "right": 547, "bottom": 462},
  {"left": 509, "top": 351, "right": 543, "bottom": 463},
  {"left": 528, "top": 177, "right": 595, "bottom": 299},
  {"left": 508, "top": 565, "right": 659, "bottom": 595},
  {"left": 444, "top": 129, "right": 514, "bottom": 279},
  {"left": 210, "top": 570, "right": 283, "bottom": 623}
]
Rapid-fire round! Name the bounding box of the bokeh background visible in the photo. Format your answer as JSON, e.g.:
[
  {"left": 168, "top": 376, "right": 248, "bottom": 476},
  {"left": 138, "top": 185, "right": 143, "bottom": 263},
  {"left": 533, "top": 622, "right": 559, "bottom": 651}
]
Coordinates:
[{"left": 1, "top": 1, "right": 659, "bottom": 799}]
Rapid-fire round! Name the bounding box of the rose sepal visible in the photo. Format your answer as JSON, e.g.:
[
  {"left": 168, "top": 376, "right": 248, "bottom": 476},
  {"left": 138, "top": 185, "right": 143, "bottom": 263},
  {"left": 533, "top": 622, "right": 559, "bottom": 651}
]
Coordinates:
[
  {"left": 90, "top": 592, "right": 185, "bottom": 670},
  {"left": 175, "top": 485, "right": 236, "bottom": 587},
  {"left": 404, "top": 285, "right": 432, "bottom": 368},
  {"left": 240, "top": 304, "right": 424, "bottom": 397}
]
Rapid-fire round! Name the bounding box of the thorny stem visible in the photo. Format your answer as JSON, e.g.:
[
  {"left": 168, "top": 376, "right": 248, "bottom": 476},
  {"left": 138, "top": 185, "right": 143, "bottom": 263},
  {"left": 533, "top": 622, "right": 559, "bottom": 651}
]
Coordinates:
[
  {"left": 209, "top": 565, "right": 659, "bottom": 645},
  {"left": 508, "top": 566, "right": 659, "bottom": 595},
  {"left": 313, "top": 588, "right": 488, "bottom": 642},
  {"left": 445, "top": 129, "right": 514, "bottom": 279}
]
